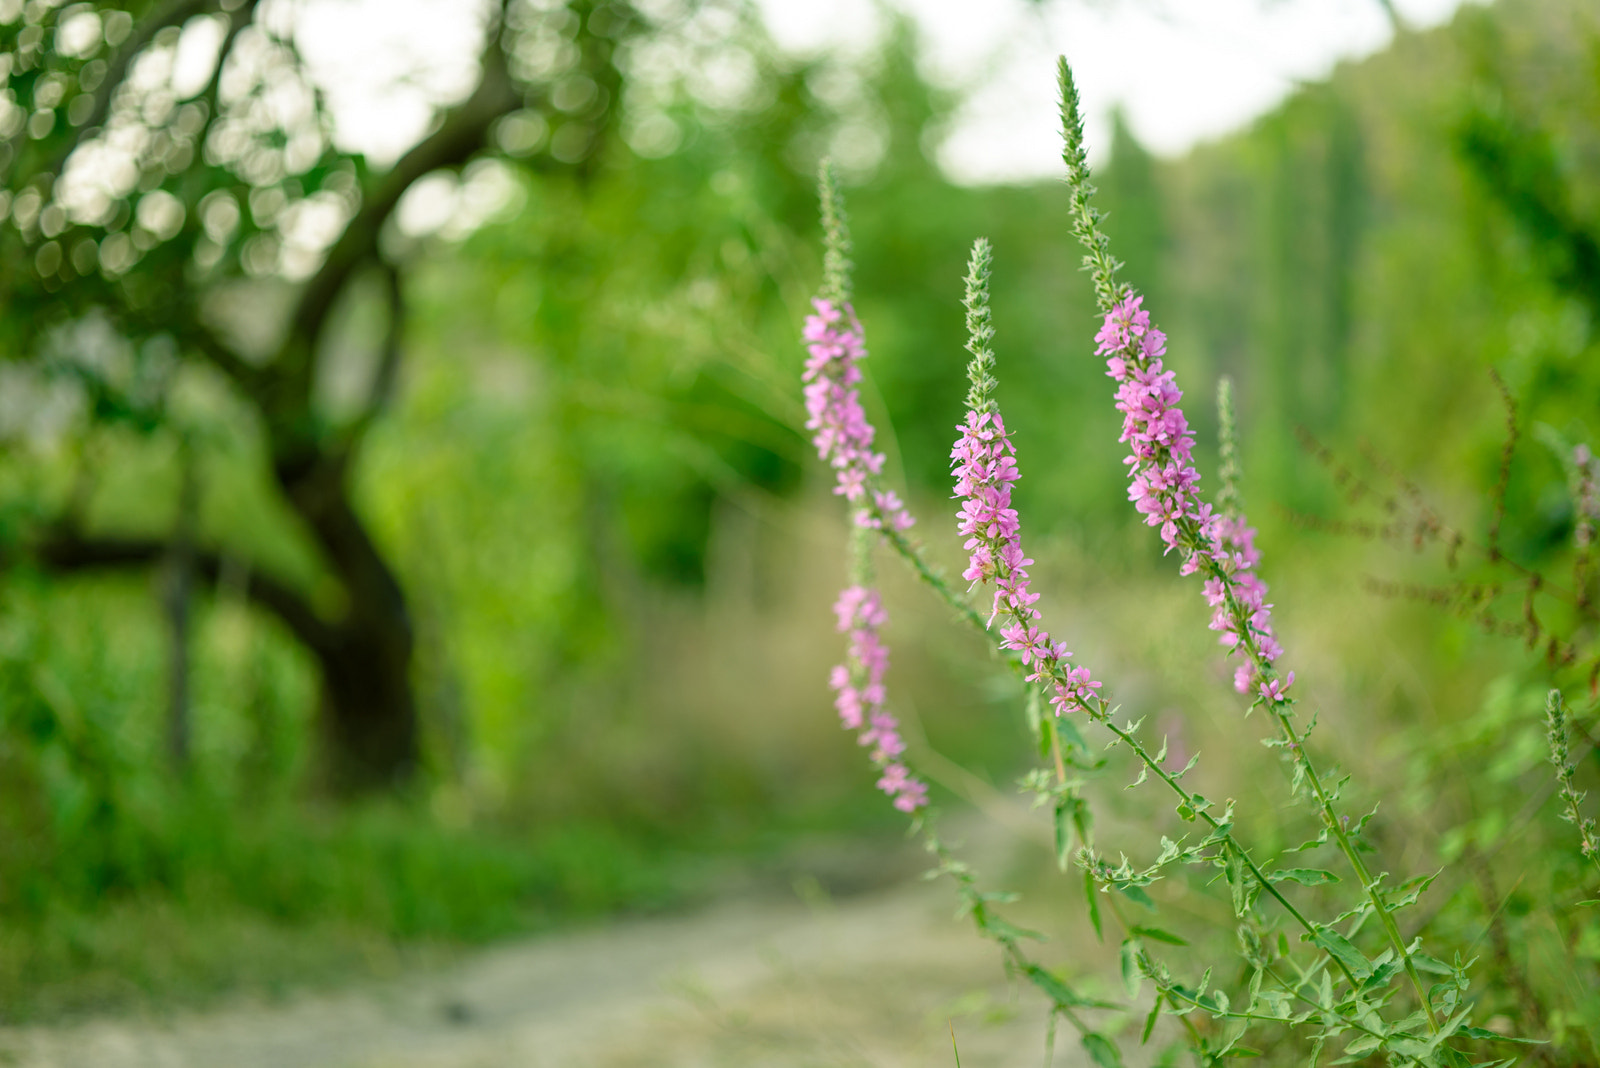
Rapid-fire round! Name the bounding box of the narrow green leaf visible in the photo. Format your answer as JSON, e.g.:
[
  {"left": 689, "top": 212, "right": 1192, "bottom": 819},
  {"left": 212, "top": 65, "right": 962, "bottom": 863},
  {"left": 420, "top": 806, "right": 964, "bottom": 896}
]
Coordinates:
[
  {"left": 1022, "top": 964, "right": 1081, "bottom": 1007},
  {"left": 1119, "top": 883, "right": 1156, "bottom": 910},
  {"left": 1458, "top": 1027, "right": 1546, "bottom": 1045},
  {"left": 1120, "top": 938, "right": 1143, "bottom": 999},
  {"left": 1342, "top": 1033, "right": 1383, "bottom": 1057},
  {"left": 1140, "top": 995, "right": 1161, "bottom": 1044},
  {"left": 1412, "top": 954, "right": 1454, "bottom": 975},
  {"left": 1084, "top": 867, "right": 1103, "bottom": 941},
  {"left": 1072, "top": 795, "right": 1095, "bottom": 851},
  {"left": 1284, "top": 828, "right": 1330, "bottom": 854},
  {"left": 1268, "top": 868, "right": 1340, "bottom": 886},
  {"left": 1054, "top": 798, "right": 1073, "bottom": 872},
  {"left": 1312, "top": 928, "right": 1373, "bottom": 980},
  {"left": 1082, "top": 1032, "right": 1124, "bottom": 1068},
  {"left": 1130, "top": 924, "right": 1189, "bottom": 946},
  {"left": 1358, "top": 958, "right": 1404, "bottom": 992},
  {"left": 986, "top": 915, "right": 1044, "bottom": 943},
  {"left": 1020, "top": 965, "right": 1118, "bottom": 1010},
  {"left": 1226, "top": 852, "right": 1252, "bottom": 917}
]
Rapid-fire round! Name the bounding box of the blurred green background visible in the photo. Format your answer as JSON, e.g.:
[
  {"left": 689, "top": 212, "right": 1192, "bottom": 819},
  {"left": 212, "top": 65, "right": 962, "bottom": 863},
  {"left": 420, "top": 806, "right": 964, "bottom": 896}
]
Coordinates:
[{"left": 0, "top": 0, "right": 1597, "bottom": 1054}]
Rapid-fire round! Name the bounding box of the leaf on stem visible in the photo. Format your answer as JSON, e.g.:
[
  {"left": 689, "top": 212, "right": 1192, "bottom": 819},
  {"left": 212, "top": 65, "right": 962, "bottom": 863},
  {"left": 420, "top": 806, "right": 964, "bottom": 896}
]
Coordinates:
[
  {"left": 1054, "top": 796, "right": 1076, "bottom": 872},
  {"left": 1268, "top": 868, "right": 1341, "bottom": 886},
  {"left": 1310, "top": 926, "right": 1373, "bottom": 981},
  {"left": 1084, "top": 867, "right": 1104, "bottom": 941},
  {"left": 1082, "top": 1033, "right": 1125, "bottom": 1068},
  {"left": 1141, "top": 994, "right": 1162, "bottom": 1044},
  {"left": 1023, "top": 964, "right": 1119, "bottom": 1010}
]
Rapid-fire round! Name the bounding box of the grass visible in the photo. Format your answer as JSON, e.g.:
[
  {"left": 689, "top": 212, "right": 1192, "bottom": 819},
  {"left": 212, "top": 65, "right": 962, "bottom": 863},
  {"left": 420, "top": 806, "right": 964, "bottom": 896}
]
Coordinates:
[{"left": 0, "top": 803, "right": 696, "bottom": 1023}]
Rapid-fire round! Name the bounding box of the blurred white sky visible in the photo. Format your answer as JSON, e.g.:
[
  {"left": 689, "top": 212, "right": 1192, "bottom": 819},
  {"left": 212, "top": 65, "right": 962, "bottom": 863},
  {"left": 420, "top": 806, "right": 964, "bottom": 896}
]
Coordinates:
[
  {"left": 287, "top": 0, "right": 1478, "bottom": 184},
  {"left": 757, "top": 0, "right": 1479, "bottom": 182}
]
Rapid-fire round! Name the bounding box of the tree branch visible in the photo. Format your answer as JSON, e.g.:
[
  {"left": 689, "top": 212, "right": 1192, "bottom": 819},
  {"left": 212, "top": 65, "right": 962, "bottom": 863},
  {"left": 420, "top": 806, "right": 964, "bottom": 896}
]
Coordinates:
[
  {"left": 276, "top": 41, "right": 522, "bottom": 395},
  {"left": 368, "top": 260, "right": 404, "bottom": 416},
  {"left": 33, "top": 530, "right": 339, "bottom": 654}
]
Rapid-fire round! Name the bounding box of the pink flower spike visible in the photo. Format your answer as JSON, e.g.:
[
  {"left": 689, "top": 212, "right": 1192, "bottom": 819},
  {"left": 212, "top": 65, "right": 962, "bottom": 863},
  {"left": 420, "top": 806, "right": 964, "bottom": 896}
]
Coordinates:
[{"left": 1098, "top": 287, "right": 1293, "bottom": 703}]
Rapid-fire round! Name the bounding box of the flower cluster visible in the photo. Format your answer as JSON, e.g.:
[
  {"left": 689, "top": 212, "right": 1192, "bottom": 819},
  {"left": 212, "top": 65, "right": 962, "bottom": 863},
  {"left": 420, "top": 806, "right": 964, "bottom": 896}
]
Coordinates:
[
  {"left": 802, "top": 299, "right": 916, "bottom": 533},
  {"left": 1096, "top": 294, "right": 1286, "bottom": 697},
  {"left": 1575, "top": 444, "right": 1597, "bottom": 552},
  {"left": 1095, "top": 296, "right": 1209, "bottom": 556},
  {"left": 828, "top": 586, "right": 927, "bottom": 812},
  {"left": 1208, "top": 515, "right": 1285, "bottom": 694},
  {"left": 951, "top": 410, "right": 1101, "bottom": 715}
]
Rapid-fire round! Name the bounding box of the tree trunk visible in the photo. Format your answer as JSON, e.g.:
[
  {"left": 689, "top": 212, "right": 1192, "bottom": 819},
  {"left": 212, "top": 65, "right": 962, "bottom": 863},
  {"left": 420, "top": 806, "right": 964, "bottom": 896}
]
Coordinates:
[
  {"left": 282, "top": 459, "right": 418, "bottom": 791},
  {"left": 314, "top": 610, "right": 418, "bottom": 791}
]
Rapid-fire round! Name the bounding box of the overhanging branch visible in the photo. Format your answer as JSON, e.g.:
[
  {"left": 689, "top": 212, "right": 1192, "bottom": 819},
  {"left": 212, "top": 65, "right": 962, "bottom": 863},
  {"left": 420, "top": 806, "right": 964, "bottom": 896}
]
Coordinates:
[
  {"left": 277, "top": 43, "right": 522, "bottom": 394},
  {"left": 33, "top": 530, "right": 339, "bottom": 654}
]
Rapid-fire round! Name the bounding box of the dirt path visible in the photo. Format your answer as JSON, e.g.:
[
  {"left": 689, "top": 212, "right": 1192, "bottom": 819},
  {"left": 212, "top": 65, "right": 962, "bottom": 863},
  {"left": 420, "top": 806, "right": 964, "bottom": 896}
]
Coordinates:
[{"left": 0, "top": 852, "right": 1118, "bottom": 1068}]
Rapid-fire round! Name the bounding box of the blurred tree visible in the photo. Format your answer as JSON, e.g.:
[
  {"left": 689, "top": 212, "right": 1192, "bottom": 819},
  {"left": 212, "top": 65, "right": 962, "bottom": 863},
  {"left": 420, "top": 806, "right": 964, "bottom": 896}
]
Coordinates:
[
  {"left": 1456, "top": 63, "right": 1600, "bottom": 322},
  {"left": 0, "top": 0, "right": 647, "bottom": 790},
  {"left": 1099, "top": 107, "right": 1166, "bottom": 312}
]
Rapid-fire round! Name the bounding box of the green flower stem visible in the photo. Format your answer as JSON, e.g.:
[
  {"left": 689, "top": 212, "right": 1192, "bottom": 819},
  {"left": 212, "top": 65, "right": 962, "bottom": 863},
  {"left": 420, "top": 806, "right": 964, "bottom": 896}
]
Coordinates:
[
  {"left": 1091, "top": 713, "right": 1360, "bottom": 989},
  {"left": 880, "top": 512, "right": 1361, "bottom": 990},
  {"left": 882, "top": 527, "right": 990, "bottom": 635},
  {"left": 1201, "top": 548, "right": 1441, "bottom": 1034}
]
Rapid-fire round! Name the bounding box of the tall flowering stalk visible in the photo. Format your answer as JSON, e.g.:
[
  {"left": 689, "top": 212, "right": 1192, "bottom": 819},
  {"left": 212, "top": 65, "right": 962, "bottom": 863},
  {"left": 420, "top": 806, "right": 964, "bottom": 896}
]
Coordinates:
[
  {"left": 804, "top": 161, "right": 923, "bottom": 814},
  {"left": 1059, "top": 56, "right": 1441, "bottom": 1034},
  {"left": 1547, "top": 688, "right": 1600, "bottom": 877},
  {"left": 953, "top": 240, "right": 1101, "bottom": 722}
]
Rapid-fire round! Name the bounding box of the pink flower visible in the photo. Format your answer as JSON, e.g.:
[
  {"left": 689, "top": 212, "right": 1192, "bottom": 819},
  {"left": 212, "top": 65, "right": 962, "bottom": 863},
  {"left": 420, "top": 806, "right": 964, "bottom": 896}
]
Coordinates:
[
  {"left": 1258, "top": 672, "right": 1295, "bottom": 704},
  {"left": 891, "top": 778, "right": 929, "bottom": 813}
]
